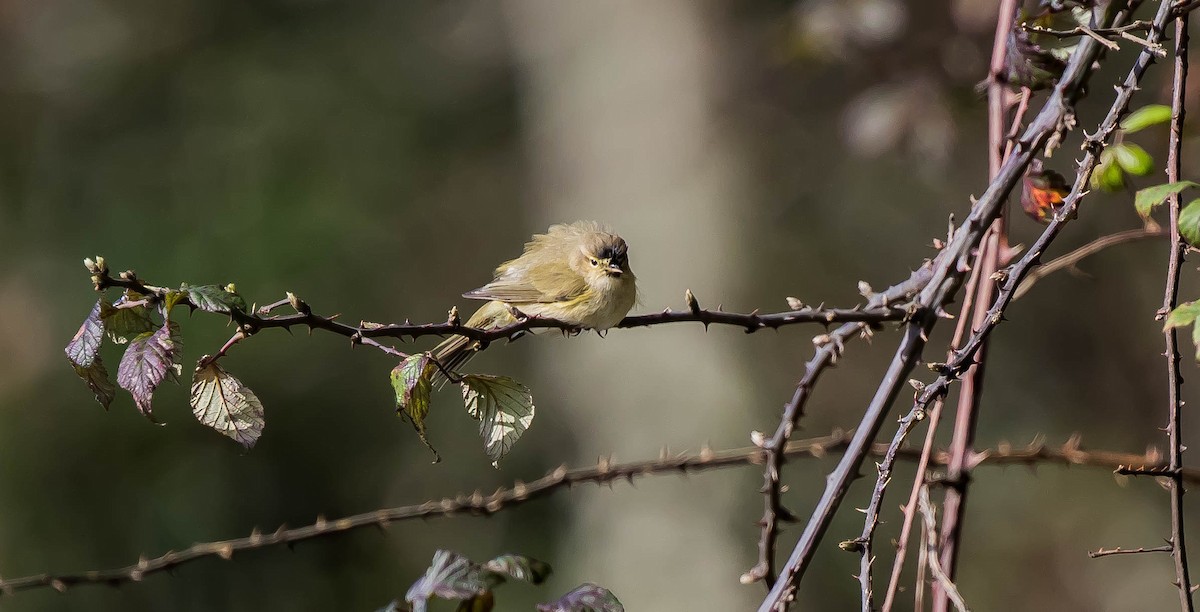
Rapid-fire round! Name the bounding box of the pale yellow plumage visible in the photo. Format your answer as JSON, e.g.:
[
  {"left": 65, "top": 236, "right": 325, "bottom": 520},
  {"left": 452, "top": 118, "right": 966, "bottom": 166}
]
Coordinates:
[{"left": 431, "top": 221, "right": 637, "bottom": 384}]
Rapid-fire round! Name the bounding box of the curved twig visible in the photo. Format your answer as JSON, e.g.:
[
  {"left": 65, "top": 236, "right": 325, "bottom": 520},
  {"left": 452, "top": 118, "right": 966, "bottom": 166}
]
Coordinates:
[{"left": 1013, "top": 227, "right": 1166, "bottom": 300}]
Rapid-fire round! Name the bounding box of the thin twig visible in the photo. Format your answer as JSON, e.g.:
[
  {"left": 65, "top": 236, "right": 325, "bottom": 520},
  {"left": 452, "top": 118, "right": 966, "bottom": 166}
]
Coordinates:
[
  {"left": 919, "top": 486, "right": 970, "bottom": 612},
  {"left": 0, "top": 432, "right": 1189, "bottom": 597},
  {"left": 1090, "top": 545, "right": 1174, "bottom": 558},
  {"left": 1161, "top": 11, "right": 1194, "bottom": 609},
  {"left": 1013, "top": 227, "right": 1167, "bottom": 300}
]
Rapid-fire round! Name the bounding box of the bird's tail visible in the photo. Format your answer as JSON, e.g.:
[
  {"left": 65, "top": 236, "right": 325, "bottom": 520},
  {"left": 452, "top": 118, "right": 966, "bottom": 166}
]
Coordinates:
[{"left": 430, "top": 301, "right": 515, "bottom": 388}]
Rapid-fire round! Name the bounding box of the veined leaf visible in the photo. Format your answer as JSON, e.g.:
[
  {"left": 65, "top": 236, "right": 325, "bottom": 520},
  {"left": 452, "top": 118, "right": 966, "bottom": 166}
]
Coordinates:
[
  {"left": 1179, "top": 199, "right": 1200, "bottom": 246},
  {"left": 117, "top": 322, "right": 182, "bottom": 419},
  {"left": 461, "top": 375, "right": 535, "bottom": 465},
  {"left": 183, "top": 283, "right": 248, "bottom": 314},
  {"left": 1112, "top": 143, "right": 1153, "bottom": 176},
  {"left": 405, "top": 550, "right": 489, "bottom": 612},
  {"left": 536, "top": 583, "right": 624, "bottom": 612},
  {"left": 71, "top": 357, "right": 116, "bottom": 410},
  {"left": 191, "top": 361, "right": 265, "bottom": 449},
  {"left": 66, "top": 299, "right": 105, "bottom": 368},
  {"left": 391, "top": 354, "right": 438, "bottom": 460},
  {"left": 1165, "top": 300, "right": 1200, "bottom": 330},
  {"left": 1121, "top": 104, "right": 1173, "bottom": 133},
  {"left": 483, "top": 554, "right": 552, "bottom": 585},
  {"left": 1136, "top": 181, "right": 1200, "bottom": 218},
  {"left": 102, "top": 296, "right": 156, "bottom": 344}
]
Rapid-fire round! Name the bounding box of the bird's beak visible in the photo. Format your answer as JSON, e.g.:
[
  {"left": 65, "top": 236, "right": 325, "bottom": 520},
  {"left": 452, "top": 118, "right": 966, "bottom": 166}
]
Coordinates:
[{"left": 606, "top": 262, "right": 623, "bottom": 276}]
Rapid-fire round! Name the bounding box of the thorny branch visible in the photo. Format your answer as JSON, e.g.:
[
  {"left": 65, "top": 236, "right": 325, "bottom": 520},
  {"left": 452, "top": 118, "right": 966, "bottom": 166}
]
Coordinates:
[
  {"left": 758, "top": 3, "right": 1140, "bottom": 609},
  {"left": 1159, "top": 9, "right": 1194, "bottom": 609},
  {"left": 85, "top": 264, "right": 909, "bottom": 364},
  {"left": 0, "top": 431, "right": 1189, "bottom": 597}
]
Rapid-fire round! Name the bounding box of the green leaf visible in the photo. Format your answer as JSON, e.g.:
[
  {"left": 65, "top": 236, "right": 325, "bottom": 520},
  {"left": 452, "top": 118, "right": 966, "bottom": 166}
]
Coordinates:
[
  {"left": 1179, "top": 199, "right": 1200, "bottom": 246},
  {"left": 483, "top": 554, "right": 552, "bottom": 585},
  {"left": 391, "top": 354, "right": 439, "bottom": 461},
  {"left": 101, "top": 297, "right": 157, "bottom": 344},
  {"left": 191, "top": 361, "right": 265, "bottom": 449},
  {"left": 405, "top": 550, "right": 489, "bottom": 612},
  {"left": 162, "top": 290, "right": 188, "bottom": 316},
  {"left": 66, "top": 299, "right": 106, "bottom": 368},
  {"left": 117, "top": 322, "right": 182, "bottom": 419},
  {"left": 71, "top": 357, "right": 116, "bottom": 410},
  {"left": 183, "top": 283, "right": 248, "bottom": 314},
  {"left": 536, "top": 583, "right": 624, "bottom": 612},
  {"left": 1136, "top": 181, "right": 1200, "bottom": 218},
  {"left": 1090, "top": 151, "right": 1124, "bottom": 192},
  {"left": 1112, "top": 143, "right": 1153, "bottom": 176},
  {"left": 1192, "top": 321, "right": 1200, "bottom": 362},
  {"left": 1121, "top": 104, "right": 1173, "bottom": 133},
  {"left": 461, "top": 375, "right": 535, "bottom": 465},
  {"left": 1165, "top": 300, "right": 1200, "bottom": 330}
]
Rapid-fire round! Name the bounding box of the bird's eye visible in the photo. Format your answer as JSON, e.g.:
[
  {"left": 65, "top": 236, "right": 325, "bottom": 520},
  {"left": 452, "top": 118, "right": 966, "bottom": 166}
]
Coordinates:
[{"left": 590, "top": 258, "right": 599, "bottom": 266}]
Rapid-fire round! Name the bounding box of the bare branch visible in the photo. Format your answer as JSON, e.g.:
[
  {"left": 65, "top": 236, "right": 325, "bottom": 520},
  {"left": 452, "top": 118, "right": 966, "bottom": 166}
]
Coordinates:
[
  {"left": 1090, "top": 545, "right": 1174, "bottom": 558},
  {"left": 1160, "top": 11, "right": 1194, "bottom": 609},
  {"left": 0, "top": 431, "right": 1190, "bottom": 597}
]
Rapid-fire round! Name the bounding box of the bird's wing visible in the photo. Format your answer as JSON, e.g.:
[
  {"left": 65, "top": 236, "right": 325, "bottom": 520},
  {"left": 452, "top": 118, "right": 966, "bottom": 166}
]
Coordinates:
[{"left": 463, "top": 260, "right": 588, "bottom": 304}]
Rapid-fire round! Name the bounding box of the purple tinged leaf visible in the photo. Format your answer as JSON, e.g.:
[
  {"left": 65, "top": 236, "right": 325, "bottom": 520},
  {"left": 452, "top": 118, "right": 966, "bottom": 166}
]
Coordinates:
[
  {"left": 482, "top": 554, "right": 552, "bottom": 585},
  {"left": 461, "top": 375, "right": 534, "bottom": 466},
  {"left": 117, "top": 322, "right": 182, "bottom": 419},
  {"left": 66, "top": 299, "right": 105, "bottom": 368},
  {"left": 190, "top": 361, "right": 265, "bottom": 449},
  {"left": 405, "top": 550, "right": 489, "bottom": 612},
  {"left": 71, "top": 357, "right": 116, "bottom": 410},
  {"left": 536, "top": 583, "right": 624, "bottom": 612}
]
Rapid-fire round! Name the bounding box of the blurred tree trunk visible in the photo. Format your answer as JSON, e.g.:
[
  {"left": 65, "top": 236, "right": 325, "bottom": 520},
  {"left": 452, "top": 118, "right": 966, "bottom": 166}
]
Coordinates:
[{"left": 502, "top": 1, "right": 755, "bottom": 609}]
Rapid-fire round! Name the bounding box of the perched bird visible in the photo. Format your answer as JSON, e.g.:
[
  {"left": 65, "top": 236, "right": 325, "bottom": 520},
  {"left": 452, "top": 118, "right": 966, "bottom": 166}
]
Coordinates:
[{"left": 431, "top": 221, "right": 637, "bottom": 384}]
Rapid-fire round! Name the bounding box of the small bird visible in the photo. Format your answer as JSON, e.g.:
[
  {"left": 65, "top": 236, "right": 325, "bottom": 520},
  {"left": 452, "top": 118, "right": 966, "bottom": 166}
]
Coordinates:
[{"left": 431, "top": 221, "right": 637, "bottom": 384}]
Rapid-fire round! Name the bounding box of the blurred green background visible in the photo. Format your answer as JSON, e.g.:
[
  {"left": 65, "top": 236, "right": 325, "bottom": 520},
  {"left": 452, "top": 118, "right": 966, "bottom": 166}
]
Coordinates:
[{"left": 2, "top": 0, "right": 1200, "bottom": 610}]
